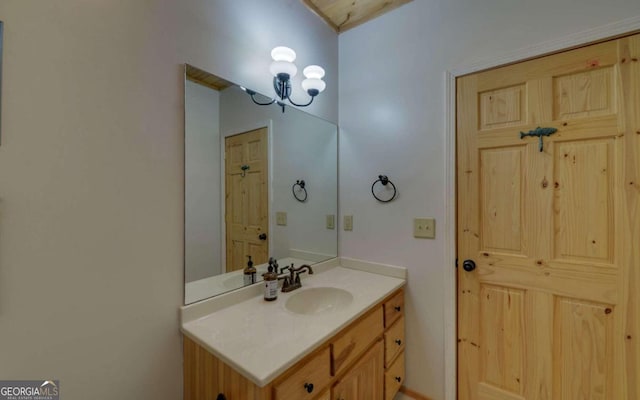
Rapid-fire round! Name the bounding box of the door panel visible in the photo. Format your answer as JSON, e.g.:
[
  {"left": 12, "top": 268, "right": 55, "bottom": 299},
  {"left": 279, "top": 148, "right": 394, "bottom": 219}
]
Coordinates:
[
  {"left": 481, "top": 285, "right": 525, "bottom": 395},
  {"left": 554, "top": 139, "right": 614, "bottom": 262},
  {"left": 553, "top": 67, "right": 616, "bottom": 120},
  {"left": 479, "top": 85, "right": 527, "bottom": 130},
  {"left": 553, "top": 297, "right": 614, "bottom": 399},
  {"left": 480, "top": 146, "right": 526, "bottom": 254},
  {"left": 457, "top": 33, "right": 640, "bottom": 399}
]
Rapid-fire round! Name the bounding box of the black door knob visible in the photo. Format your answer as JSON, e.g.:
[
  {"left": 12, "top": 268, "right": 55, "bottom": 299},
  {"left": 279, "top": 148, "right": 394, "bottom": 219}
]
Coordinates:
[
  {"left": 462, "top": 259, "right": 476, "bottom": 272},
  {"left": 258, "top": 233, "right": 267, "bottom": 240}
]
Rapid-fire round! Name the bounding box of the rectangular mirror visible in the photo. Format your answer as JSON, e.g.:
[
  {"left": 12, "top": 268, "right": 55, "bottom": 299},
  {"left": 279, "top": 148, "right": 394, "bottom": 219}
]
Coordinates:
[{"left": 184, "top": 64, "right": 338, "bottom": 304}]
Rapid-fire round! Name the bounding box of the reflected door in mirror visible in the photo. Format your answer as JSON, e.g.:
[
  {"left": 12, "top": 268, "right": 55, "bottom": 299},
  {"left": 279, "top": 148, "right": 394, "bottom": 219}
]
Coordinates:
[{"left": 225, "top": 127, "right": 269, "bottom": 272}]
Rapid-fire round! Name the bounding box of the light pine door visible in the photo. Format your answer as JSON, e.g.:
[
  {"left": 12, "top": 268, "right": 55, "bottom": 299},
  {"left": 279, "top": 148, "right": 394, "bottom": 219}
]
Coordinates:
[
  {"left": 225, "top": 127, "right": 268, "bottom": 272},
  {"left": 457, "top": 34, "right": 640, "bottom": 399}
]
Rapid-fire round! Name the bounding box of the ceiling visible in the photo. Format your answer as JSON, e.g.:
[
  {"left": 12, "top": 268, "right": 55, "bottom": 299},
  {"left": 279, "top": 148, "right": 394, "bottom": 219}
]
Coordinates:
[{"left": 301, "top": 0, "right": 413, "bottom": 33}]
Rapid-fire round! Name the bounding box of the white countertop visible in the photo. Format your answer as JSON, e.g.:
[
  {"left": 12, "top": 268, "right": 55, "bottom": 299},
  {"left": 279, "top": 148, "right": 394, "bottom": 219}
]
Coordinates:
[{"left": 180, "top": 260, "right": 406, "bottom": 387}]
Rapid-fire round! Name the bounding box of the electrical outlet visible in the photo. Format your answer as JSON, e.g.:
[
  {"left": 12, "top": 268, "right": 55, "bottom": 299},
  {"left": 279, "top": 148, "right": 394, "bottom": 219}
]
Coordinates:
[
  {"left": 276, "top": 212, "right": 287, "bottom": 226},
  {"left": 414, "top": 218, "right": 435, "bottom": 239},
  {"left": 344, "top": 215, "right": 353, "bottom": 231},
  {"left": 326, "top": 214, "right": 335, "bottom": 230}
]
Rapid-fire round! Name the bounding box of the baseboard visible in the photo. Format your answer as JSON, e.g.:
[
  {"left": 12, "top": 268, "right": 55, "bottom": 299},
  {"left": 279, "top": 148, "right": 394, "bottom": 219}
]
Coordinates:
[{"left": 400, "top": 386, "right": 432, "bottom": 400}]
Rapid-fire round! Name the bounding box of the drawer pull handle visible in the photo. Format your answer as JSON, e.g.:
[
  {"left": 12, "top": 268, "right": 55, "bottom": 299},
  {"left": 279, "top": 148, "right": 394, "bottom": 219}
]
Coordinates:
[
  {"left": 394, "top": 306, "right": 401, "bottom": 312},
  {"left": 304, "top": 382, "right": 314, "bottom": 393},
  {"left": 395, "top": 376, "right": 402, "bottom": 383},
  {"left": 395, "top": 339, "right": 402, "bottom": 346},
  {"left": 216, "top": 395, "right": 226, "bottom": 400}
]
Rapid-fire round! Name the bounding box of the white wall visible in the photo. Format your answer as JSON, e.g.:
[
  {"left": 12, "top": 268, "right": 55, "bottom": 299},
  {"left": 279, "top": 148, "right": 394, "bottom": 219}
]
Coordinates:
[
  {"left": 0, "top": 1, "right": 337, "bottom": 399},
  {"left": 220, "top": 86, "right": 338, "bottom": 261},
  {"left": 185, "top": 80, "right": 221, "bottom": 283},
  {"left": 338, "top": 1, "right": 640, "bottom": 398}
]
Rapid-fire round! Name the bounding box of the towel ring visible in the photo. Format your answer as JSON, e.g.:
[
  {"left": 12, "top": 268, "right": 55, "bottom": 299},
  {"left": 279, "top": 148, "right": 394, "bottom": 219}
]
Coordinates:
[
  {"left": 371, "top": 175, "right": 397, "bottom": 203},
  {"left": 292, "top": 180, "right": 307, "bottom": 202}
]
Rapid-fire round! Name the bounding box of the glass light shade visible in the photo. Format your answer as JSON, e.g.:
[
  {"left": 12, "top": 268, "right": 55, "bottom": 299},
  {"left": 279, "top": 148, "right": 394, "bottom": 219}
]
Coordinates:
[
  {"left": 271, "top": 46, "right": 296, "bottom": 62},
  {"left": 302, "top": 78, "right": 326, "bottom": 93},
  {"left": 269, "top": 60, "right": 297, "bottom": 78},
  {"left": 303, "top": 65, "right": 325, "bottom": 79}
]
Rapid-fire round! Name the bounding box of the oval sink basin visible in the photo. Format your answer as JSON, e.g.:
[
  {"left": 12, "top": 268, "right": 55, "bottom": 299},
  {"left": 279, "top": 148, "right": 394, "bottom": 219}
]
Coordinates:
[{"left": 285, "top": 287, "right": 354, "bottom": 315}]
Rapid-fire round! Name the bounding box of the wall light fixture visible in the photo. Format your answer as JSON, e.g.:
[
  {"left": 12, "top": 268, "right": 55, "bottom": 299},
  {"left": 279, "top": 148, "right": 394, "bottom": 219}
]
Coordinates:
[{"left": 242, "top": 46, "right": 326, "bottom": 113}]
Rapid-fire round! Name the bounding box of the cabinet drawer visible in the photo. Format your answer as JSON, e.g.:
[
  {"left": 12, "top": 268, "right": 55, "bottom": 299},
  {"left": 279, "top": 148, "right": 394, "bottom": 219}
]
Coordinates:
[
  {"left": 384, "top": 290, "right": 404, "bottom": 327},
  {"left": 384, "top": 351, "right": 405, "bottom": 400},
  {"left": 332, "top": 306, "right": 384, "bottom": 375},
  {"left": 274, "top": 346, "right": 331, "bottom": 400},
  {"left": 384, "top": 316, "right": 405, "bottom": 367}
]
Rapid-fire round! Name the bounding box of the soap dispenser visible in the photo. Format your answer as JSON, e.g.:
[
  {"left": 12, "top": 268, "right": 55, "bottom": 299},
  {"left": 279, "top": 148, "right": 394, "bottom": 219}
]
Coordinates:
[
  {"left": 262, "top": 261, "right": 278, "bottom": 301},
  {"left": 243, "top": 255, "right": 257, "bottom": 286}
]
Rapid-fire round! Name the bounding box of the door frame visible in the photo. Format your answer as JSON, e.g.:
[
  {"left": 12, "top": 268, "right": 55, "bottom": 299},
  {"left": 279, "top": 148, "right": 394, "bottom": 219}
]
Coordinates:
[
  {"left": 443, "top": 15, "right": 640, "bottom": 400},
  {"left": 220, "top": 119, "right": 274, "bottom": 273}
]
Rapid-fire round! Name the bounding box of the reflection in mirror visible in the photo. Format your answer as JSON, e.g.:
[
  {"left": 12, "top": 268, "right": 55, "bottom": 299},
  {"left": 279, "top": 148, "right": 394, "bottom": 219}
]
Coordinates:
[{"left": 184, "top": 64, "right": 338, "bottom": 304}]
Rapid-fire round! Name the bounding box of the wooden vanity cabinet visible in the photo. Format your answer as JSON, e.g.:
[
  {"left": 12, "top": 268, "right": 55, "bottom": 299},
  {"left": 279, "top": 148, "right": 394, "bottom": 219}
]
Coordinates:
[{"left": 183, "top": 288, "right": 405, "bottom": 400}]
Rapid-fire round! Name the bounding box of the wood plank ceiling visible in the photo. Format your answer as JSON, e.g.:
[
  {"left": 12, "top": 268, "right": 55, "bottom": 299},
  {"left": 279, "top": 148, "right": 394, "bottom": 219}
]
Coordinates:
[
  {"left": 301, "top": 0, "right": 414, "bottom": 33},
  {"left": 185, "top": 64, "right": 233, "bottom": 91}
]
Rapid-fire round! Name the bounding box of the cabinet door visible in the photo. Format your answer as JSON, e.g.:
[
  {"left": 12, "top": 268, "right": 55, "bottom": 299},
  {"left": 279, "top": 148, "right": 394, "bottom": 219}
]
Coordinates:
[
  {"left": 332, "top": 306, "right": 383, "bottom": 375},
  {"left": 332, "top": 340, "right": 384, "bottom": 400}
]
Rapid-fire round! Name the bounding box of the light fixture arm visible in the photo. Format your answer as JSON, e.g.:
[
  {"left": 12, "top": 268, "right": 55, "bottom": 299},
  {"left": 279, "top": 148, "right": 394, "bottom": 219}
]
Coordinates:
[
  {"left": 272, "top": 76, "right": 317, "bottom": 112},
  {"left": 244, "top": 88, "right": 276, "bottom": 106}
]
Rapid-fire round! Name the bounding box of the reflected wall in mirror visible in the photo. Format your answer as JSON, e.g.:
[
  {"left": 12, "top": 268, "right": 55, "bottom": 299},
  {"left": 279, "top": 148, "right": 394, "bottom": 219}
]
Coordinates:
[{"left": 184, "top": 64, "right": 338, "bottom": 304}]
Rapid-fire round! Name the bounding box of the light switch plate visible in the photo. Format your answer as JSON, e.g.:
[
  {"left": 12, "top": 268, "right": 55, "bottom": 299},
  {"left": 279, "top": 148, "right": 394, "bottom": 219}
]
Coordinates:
[
  {"left": 344, "top": 215, "right": 353, "bottom": 231},
  {"left": 276, "top": 212, "right": 287, "bottom": 226},
  {"left": 326, "top": 214, "right": 335, "bottom": 230},
  {"left": 414, "top": 217, "right": 435, "bottom": 239}
]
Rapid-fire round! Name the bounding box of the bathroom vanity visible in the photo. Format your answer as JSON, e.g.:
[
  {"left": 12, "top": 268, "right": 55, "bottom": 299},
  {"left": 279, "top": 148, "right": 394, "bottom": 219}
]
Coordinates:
[{"left": 181, "top": 260, "right": 406, "bottom": 400}]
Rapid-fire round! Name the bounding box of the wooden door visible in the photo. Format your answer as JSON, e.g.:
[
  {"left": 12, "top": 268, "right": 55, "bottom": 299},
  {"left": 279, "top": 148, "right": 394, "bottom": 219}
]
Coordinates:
[
  {"left": 225, "top": 127, "right": 269, "bottom": 272},
  {"left": 457, "top": 34, "right": 640, "bottom": 399},
  {"left": 332, "top": 340, "right": 384, "bottom": 400}
]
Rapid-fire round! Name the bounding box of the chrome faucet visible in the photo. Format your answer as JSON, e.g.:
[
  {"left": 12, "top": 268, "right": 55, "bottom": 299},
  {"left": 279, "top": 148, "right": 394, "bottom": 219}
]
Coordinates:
[{"left": 279, "top": 264, "right": 314, "bottom": 292}]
